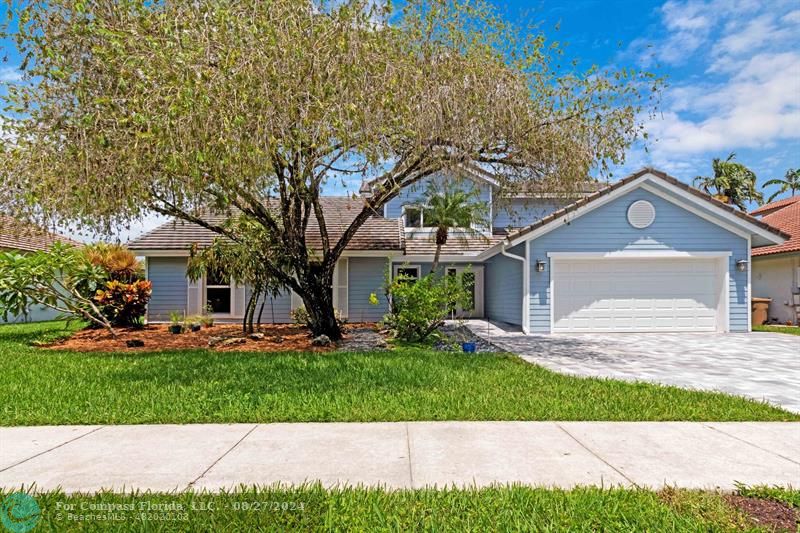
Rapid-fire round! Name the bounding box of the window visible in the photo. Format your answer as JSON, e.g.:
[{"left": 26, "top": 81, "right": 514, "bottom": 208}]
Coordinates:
[
  {"left": 394, "top": 265, "right": 420, "bottom": 283},
  {"left": 403, "top": 206, "right": 423, "bottom": 228},
  {"left": 206, "top": 268, "right": 231, "bottom": 314}
]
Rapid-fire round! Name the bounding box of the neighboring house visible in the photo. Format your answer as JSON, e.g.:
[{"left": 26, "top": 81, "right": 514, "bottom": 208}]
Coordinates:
[
  {"left": 749, "top": 196, "right": 800, "bottom": 325},
  {"left": 0, "top": 215, "right": 81, "bottom": 323},
  {"left": 128, "top": 168, "right": 787, "bottom": 334}
]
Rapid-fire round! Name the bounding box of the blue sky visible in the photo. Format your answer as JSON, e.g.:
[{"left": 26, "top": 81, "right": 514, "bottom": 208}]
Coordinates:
[{"left": 1, "top": 0, "right": 798, "bottom": 241}]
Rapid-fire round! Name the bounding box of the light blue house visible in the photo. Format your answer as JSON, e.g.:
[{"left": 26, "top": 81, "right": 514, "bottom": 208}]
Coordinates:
[{"left": 128, "top": 168, "right": 787, "bottom": 334}]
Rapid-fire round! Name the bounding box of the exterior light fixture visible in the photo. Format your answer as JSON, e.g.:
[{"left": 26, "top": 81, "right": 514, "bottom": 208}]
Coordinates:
[
  {"left": 535, "top": 260, "right": 546, "bottom": 272},
  {"left": 736, "top": 259, "right": 748, "bottom": 272}
]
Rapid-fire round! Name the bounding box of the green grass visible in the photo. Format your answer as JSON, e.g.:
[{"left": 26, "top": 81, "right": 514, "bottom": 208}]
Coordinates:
[
  {"left": 0, "top": 485, "right": 761, "bottom": 532},
  {"left": 1, "top": 321, "right": 797, "bottom": 425},
  {"left": 736, "top": 483, "right": 800, "bottom": 508},
  {"left": 753, "top": 324, "right": 800, "bottom": 336}
]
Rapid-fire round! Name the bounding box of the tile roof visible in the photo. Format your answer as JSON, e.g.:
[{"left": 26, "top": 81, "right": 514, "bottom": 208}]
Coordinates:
[
  {"left": 0, "top": 215, "right": 81, "bottom": 252},
  {"left": 503, "top": 167, "right": 789, "bottom": 243},
  {"left": 403, "top": 231, "right": 506, "bottom": 256},
  {"left": 749, "top": 195, "right": 800, "bottom": 217},
  {"left": 128, "top": 197, "right": 403, "bottom": 252},
  {"left": 751, "top": 200, "right": 800, "bottom": 257}
]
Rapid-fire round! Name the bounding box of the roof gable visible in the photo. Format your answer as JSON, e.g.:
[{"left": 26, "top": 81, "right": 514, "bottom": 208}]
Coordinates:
[
  {"left": 0, "top": 215, "right": 80, "bottom": 252},
  {"left": 478, "top": 167, "right": 788, "bottom": 260},
  {"left": 752, "top": 201, "right": 800, "bottom": 257}
]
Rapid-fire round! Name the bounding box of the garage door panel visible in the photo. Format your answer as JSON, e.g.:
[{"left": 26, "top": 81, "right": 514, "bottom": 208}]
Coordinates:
[{"left": 553, "top": 258, "right": 722, "bottom": 333}]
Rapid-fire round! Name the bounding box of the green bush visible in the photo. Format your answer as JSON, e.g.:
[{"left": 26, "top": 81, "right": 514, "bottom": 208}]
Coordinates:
[
  {"left": 93, "top": 279, "right": 152, "bottom": 327},
  {"left": 383, "top": 271, "right": 471, "bottom": 342}
]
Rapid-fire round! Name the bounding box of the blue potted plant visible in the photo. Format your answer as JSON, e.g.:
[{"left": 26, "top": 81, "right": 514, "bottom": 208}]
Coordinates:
[{"left": 461, "top": 341, "right": 477, "bottom": 353}]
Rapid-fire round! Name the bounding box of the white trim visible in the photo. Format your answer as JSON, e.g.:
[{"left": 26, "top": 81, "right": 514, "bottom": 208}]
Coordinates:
[
  {"left": 548, "top": 256, "right": 555, "bottom": 335},
  {"left": 546, "top": 251, "right": 732, "bottom": 259},
  {"left": 638, "top": 179, "right": 785, "bottom": 245},
  {"left": 722, "top": 257, "right": 731, "bottom": 333},
  {"left": 396, "top": 254, "right": 483, "bottom": 262},
  {"left": 638, "top": 183, "right": 750, "bottom": 239},
  {"left": 340, "top": 251, "right": 399, "bottom": 258},
  {"left": 393, "top": 264, "right": 421, "bottom": 279},
  {"left": 523, "top": 241, "right": 530, "bottom": 334},
  {"left": 133, "top": 249, "right": 190, "bottom": 257},
  {"left": 747, "top": 234, "right": 752, "bottom": 332}
]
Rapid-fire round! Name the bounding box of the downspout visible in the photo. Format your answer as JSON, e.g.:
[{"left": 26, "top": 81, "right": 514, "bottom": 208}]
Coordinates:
[{"left": 500, "top": 239, "right": 530, "bottom": 334}]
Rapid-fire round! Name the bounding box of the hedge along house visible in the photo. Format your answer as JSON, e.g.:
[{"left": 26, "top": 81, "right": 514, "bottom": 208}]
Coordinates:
[
  {"left": 128, "top": 168, "right": 787, "bottom": 333},
  {"left": 0, "top": 214, "right": 82, "bottom": 323}
]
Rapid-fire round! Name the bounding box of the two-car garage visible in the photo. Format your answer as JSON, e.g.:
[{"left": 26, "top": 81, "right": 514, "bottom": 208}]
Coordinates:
[{"left": 550, "top": 255, "right": 729, "bottom": 333}]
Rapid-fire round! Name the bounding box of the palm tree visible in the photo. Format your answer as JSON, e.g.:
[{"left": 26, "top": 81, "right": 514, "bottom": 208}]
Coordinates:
[
  {"left": 418, "top": 181, "right": 489, "bottom": 274},
  {"left": 763, "top": 168, "right": 800, "bottom": 203},
  {"left": 693, "top": 153, "right": 762, "bottom": 210}
]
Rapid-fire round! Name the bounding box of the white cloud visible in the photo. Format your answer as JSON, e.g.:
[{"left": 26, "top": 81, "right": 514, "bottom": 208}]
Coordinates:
[
  {"left": 632, "top": 1, "right": 800, "bottom": 161},
  {"left": 0, "top": 67, "right": 22, "bottom": 82}
]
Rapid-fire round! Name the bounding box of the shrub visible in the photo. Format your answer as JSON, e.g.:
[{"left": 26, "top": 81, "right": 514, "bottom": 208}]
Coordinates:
[
  {"left": 291, "top": 306, "right": 346, "bottom": 329},
  {"left": 82, "top": 243, "right": 143, "bottom": 282},
  {"left": 93, "top": 280, "right": 152, "bottom": 327},
  {"left": 383, "top": 271, "right": 471, "bottom": 342}
]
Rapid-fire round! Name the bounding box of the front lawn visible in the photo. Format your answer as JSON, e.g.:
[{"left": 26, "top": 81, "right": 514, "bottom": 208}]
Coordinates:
[
  {"left": 2, "top": 485, "right": 774, "bottom": 532},
  {"left": 754, "top": 324, "right": 800, "bottom": 336},
  {"left": 1, "top": 321, "right": 796, "bottom": 425}
]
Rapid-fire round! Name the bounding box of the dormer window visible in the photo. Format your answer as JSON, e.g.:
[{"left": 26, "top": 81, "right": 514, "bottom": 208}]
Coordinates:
[{"left": 403, "top": 205, "right": 429, "bottom": 229}]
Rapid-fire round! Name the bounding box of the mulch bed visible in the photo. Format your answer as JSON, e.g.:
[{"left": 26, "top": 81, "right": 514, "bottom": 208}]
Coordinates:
[
  {"left": 44, "top": 323, "right": 380, "bottom": 353},
  {"left": 724, "top": 494, "right": 799, "bottom": 532}
]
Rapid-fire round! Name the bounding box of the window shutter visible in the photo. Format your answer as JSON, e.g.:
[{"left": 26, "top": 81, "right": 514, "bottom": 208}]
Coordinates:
[
  {"left": 233, "top": 280, "right": 246, "bottom": 317},
  {"left": 334, "top": 258, "right": 349, "bottom": 318},
  {"left": 187, "top": 277, "right": 202, "bottom": 316},
  {"left": 290, "top": 289, "right": 303, "bottom": 310}
]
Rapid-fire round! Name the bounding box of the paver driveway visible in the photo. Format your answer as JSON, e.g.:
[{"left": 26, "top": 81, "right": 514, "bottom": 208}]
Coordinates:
[{"left": 464, "top": 321, "right": 800, "bottom": 413}]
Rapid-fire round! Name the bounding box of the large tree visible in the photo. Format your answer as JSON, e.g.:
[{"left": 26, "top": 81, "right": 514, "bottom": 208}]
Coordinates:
[
  {"left": 763, "top": 168, "right": 800, "bottom": 203},
  {"left": 0, "top": 0, "right": 658, "bottom": 340},
  {"left": 694, "top": 153, "right": 763, "bottom": 210}
]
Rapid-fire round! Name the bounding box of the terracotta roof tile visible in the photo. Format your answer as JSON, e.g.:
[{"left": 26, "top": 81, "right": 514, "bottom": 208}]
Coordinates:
[
  {"left": 750, "top": 196, "right": 800, "bottom": 217},
  {"left": 128, "top": 197, "right": 403, "bottom": 252},
  {"left": 0, "top": 215, "right": 81, "bottom": 252},
  {"left": 752, "top": 201, "right": 800, "bottom": 257}
]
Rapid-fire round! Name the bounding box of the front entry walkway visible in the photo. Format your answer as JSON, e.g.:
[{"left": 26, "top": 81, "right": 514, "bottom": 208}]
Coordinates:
[
  {"left": 1, "top": 422, "right": 798, "bottom": 493},
  {"left": 463, "top": 320, "right": 800, "bottom": 413}
]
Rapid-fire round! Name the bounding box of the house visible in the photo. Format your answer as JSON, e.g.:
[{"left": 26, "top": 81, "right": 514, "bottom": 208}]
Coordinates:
[
  {"left": 128, "top": 168, "right": 787, "bottom": 333},
  {"left": 749, "top": 196, "right": 800, "bottom": 325},
  {"left": 0, "top": 215, "right": 81, "bottom": 323}
]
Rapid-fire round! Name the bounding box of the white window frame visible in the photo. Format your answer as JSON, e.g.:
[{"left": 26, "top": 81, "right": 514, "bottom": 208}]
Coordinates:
[
  {"left": 402, "top": 204, "right": 427, "bottom": 229},
  {"left": 205, "top": 272, "right": 234, "bottom": 317},
  {"left": 393, "top": 264, "right": 421, "bottom": 280}
]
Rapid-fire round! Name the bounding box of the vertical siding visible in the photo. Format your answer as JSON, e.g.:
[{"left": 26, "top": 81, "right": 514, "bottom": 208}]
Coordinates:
[
  {"left": 146, "top": 257, "right": 188, "bottom": 321},
  {"left": 245, "top": 287, "right": 293, "bottom": 324},
  {"left": 528, "top": 188, "right": 749, "bottom": 333},
  {"left": 493, "top": 199, "right": 563, "bottom": 230},
  {"left": 348, "top": 257, "right": 391, "bottom": 322},
  {"left": 384, "top": 173, "right": 492, "bottom": 225},
  {"left": 484, "top": 244, "right": 523, "bottom": 325}
]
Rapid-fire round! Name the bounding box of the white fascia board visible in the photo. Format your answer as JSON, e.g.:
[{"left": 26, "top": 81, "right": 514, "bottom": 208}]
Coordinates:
[
  {"left": 395, "top": 254, "right": 485, "bottom": 263},
  {"left": 340, "top": 250, "right": 400, "bottom": 258},
  {"left": 638, "top": 180, "right": 785, "bottom": 245},
  {"left": 131, "top": 249, "right": 191, "bottom": 257},
  {"left": 547, "top": 251, "right": 732, "bottom": 259}
]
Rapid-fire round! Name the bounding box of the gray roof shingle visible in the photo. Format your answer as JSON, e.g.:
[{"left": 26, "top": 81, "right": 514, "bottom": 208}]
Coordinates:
[
  {"left": 0, "top": 215, "right": 81, "bottom": 252},
  {"left": 128, "top": 197, "right": 403, "bottom": 252}
]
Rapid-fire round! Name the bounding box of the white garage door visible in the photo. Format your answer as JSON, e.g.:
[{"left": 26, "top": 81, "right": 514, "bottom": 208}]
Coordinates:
[{"left": 552, "top": 258, "right": 724, "bottom": 333}]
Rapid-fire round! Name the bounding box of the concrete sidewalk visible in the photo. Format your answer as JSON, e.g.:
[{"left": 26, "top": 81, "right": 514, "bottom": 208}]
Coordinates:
[{"left": 1, "top": 422, "right": 798, "bottom": 493}]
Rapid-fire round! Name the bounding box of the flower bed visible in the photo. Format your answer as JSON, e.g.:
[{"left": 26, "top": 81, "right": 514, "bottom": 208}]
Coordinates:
[{"left": 44, "top": 323, "right": 379, "bottom": 353}]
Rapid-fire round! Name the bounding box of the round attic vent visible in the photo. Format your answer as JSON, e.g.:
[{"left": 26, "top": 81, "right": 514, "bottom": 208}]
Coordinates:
[{"left": 627, "top": 200, "right": 655, "bottom": 229}]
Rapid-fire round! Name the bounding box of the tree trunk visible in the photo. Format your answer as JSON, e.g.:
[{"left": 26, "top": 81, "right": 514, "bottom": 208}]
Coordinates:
[
  {"left": 299, "top": 268, "right": 342, "bottom": 341},
  {"left": 244, "top": 290, "right": 258, "bottom": 334},
  {"left": 430, "top": 227, "right": 449, "bottom": 274}
]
